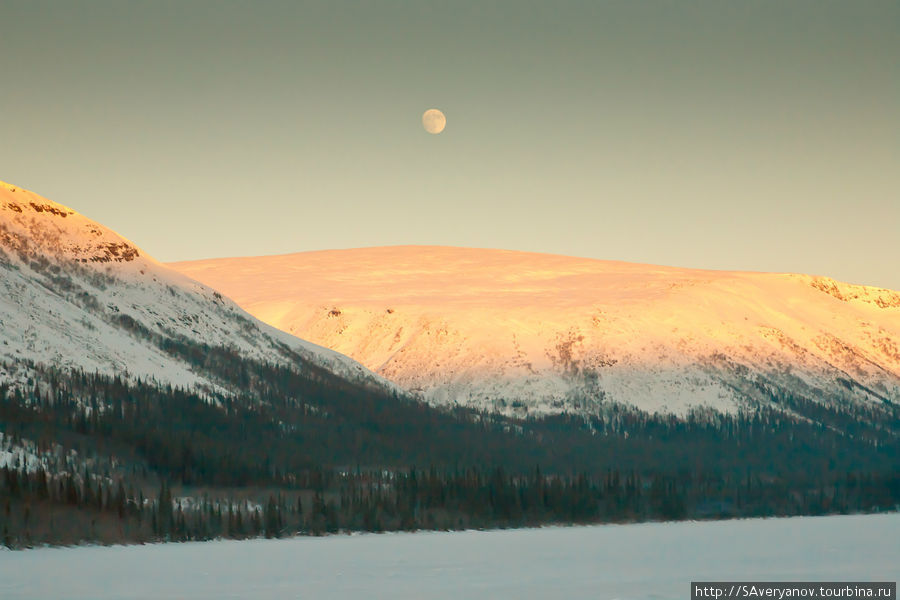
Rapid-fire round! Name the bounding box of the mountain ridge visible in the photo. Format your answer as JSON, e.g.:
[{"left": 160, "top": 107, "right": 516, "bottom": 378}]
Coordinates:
[
  {"left": 172, "top": 245, "right": 900, "bottom": 416},
  {"left": 0, "top": 180, "right": 391, "bottom": 395},
  {"left": 1, "top": 182, "right": 898, "bottom": 550}
]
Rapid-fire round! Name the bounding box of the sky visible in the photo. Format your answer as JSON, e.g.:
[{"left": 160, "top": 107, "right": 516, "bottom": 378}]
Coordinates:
[{"left": 1, "top": 1, "right": 898, "bottom": 289}]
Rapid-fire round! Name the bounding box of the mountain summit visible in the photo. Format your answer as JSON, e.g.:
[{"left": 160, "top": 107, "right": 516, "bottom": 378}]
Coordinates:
[
  {"left": 173, "top": 246, "right": 900, "bottom": 415},
  {"left": 0, "top": 181, "right": 385, "bottom": 392}
]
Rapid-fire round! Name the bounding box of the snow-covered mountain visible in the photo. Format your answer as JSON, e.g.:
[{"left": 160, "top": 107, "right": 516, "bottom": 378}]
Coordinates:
[
  {"left": 0, "top": 180, "right": 387, "bottom": 394},
  {"left": 173, "top": 246, "right": 900, "bottom": 416}
]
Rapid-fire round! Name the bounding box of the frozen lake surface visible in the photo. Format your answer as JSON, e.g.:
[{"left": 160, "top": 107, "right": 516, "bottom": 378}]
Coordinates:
[{"left": 1, "top": 513, "right": 896, "bottom": 599}]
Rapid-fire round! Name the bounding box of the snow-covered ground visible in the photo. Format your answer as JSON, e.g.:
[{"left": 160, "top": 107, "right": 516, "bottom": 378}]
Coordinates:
[
  {"left": 0, "top": 513, "right": 895, "bottom": 599},
  {"left": 174, "top": 246, "right": 900, "bottom": 416}
]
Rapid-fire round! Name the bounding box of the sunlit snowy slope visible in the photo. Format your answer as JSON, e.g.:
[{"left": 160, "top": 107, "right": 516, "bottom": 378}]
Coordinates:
[
  {"left": 0, "top": 181, "right": 386, "bottom": 393},
  {"left": 174, "top": 246, "right": 900, "bottom": 415}
]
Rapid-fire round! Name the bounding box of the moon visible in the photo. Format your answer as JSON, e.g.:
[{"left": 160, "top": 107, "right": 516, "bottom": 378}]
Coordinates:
[{"left": 422, "top": 109, "right": 446, "bottom": 134}]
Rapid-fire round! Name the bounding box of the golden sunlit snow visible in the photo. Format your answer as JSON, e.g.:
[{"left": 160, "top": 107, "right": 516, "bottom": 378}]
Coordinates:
[{"left": 173, "top": 246, "right": 900, "bottom": 415}]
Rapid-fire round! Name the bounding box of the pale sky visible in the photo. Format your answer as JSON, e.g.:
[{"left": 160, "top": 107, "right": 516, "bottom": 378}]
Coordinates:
[{"left": 2, "top": 1, "right": 898, "bottom": 289}]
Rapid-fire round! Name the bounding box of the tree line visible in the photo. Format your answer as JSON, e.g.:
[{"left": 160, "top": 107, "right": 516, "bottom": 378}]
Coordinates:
[
  {"left": 3, "top": 461, "right": 897, "bottom": 548},
  {"left": 0, "top": 351, "right": 896, "bottom": 548}
]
